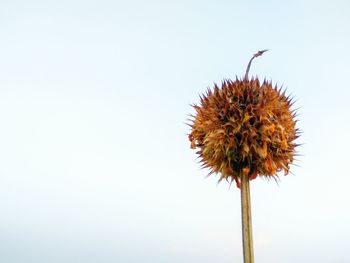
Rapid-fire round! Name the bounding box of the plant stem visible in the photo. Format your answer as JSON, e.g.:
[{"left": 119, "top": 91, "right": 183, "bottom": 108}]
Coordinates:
[
  {"left": 245, "top": 49, "right": 269, "bottom": 80},
  {"left": 241, "top": 173, "right": 254, "bottom": 263}
]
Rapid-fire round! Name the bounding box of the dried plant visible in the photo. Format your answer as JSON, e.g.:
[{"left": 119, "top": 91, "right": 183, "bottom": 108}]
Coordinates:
[
  {"left": 188, "top": 50, "right": 299, "bottom": 188},
  {"left": 188, "top": 50, "right": 299, "bottom": 263}
]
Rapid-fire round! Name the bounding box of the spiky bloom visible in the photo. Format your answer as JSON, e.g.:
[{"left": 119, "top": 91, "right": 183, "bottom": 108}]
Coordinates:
[{"left": 188, "top": 77, "right": 299, "bottom": 187}]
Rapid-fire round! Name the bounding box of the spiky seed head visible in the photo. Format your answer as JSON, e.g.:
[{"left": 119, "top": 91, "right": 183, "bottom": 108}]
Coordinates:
[{"left": 188, "top": 77, "right": 299, "bottom": 187}]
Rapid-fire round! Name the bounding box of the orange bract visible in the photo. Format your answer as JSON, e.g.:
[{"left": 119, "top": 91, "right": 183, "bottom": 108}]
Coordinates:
[{"left": 189, "top": 78, "right": 299, "bottom": 186}]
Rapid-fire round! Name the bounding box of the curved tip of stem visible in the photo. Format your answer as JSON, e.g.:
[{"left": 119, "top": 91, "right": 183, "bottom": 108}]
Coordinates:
[
  {"left": 244, "top": 49, "right": 269, "bottom": 80},
  {"left": 254, "top": 49, "right": 269, "bottom": 58}
]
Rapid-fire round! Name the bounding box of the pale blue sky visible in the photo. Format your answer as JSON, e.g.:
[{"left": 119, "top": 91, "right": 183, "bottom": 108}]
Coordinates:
[{"left": 0, "top": 0, "right": 349, "bottom": 262}]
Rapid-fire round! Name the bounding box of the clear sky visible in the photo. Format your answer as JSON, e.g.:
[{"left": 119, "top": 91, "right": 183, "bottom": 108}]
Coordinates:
[{"left": 0, "top": 0, "right": 349, "bottom": 262}]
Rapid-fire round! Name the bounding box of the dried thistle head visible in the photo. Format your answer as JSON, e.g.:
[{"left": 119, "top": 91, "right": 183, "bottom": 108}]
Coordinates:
[{"left": 188, "top": 51, "right": 299, "bottom": 187}]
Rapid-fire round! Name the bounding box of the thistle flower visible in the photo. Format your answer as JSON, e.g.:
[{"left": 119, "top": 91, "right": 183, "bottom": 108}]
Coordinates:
[{"left": 188, "top": 51, "right": 299, "bottom": 188}]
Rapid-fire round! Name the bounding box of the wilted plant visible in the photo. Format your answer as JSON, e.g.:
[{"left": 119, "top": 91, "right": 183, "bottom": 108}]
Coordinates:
[{"left": 188, "top": 50, "right": 299, "bottom": 263}]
